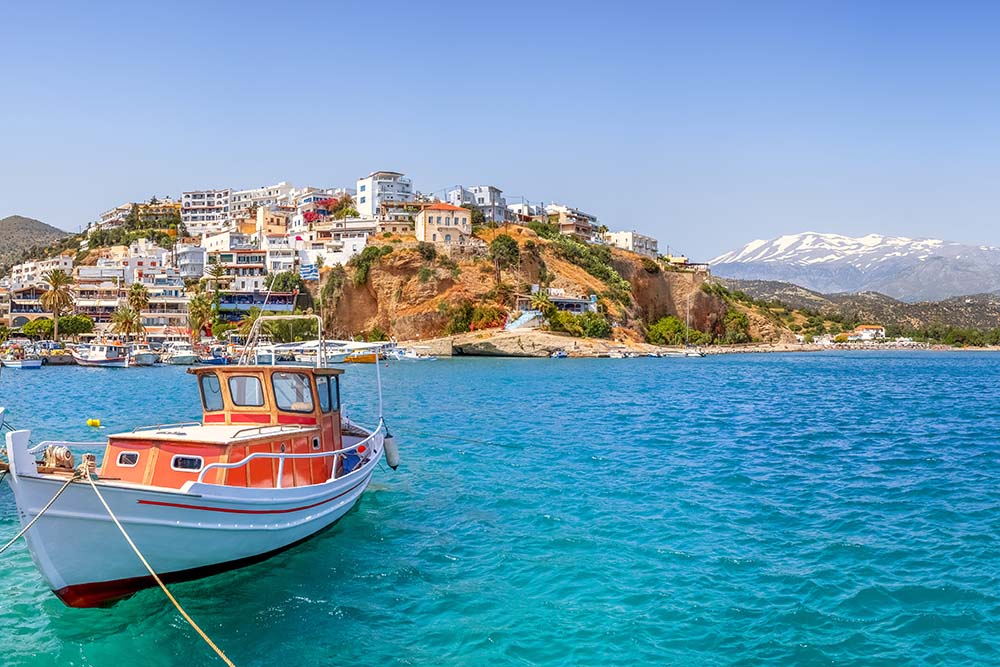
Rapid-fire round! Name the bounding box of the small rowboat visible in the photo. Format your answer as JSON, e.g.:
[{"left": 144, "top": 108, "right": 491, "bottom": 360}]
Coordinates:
[
  {"left": 0, "top": 357, "right": 43, "bottom": 369},
  {"left": 1, "top": 315, "right": 399, "bottom": 607}
]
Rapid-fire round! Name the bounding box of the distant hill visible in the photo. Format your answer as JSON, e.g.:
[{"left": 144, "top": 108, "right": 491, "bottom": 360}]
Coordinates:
[
  {"left": 711, "top": 232, "right": 1000, "bottom": 302},
  {"left": 722, "top": 278, "right": 1000, "bottom": 330},
  {"left": 0, "top": 215, "right": 72, "bottom": 275}
]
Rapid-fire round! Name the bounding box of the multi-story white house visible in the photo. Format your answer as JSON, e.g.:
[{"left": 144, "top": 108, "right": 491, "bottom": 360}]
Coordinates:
[
  {"left": 181, "top": 189, "right": 231, "bottom": 237},
  {"left": 507, "top": 202, "right": 546, "bottom": 221},
  {"left": 202, "top": 231, "right": 255, "bottom": 254},
  {"left": 7, "top": 255, "right": 75, "bottom": 287},
  {"left": 140, "top": 269, "right": 189, "bottom": 332},
  {"left": 229, "top": 182, "right": 294, "bottom": 221},
  {"left": 206, "top": 249, "right": 295, "bottom": 322},
  {"left": 173, "top": 243, "right": 207, "bottom": 280},
  {"left": 447, "top": 185, "right": 508, "bottom": 223},
  {"left": 356, "top": 171, "right": 413, "bottom": 218},
  {"left": 99, "top": 203, "right": 134, "bottom": 229},
  {"left": 603, "top": 231, "right": 659, "bottom": 259}
]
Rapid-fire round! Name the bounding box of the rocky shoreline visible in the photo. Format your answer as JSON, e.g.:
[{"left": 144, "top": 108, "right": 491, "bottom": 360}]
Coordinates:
[{"left": 400, "top": 329, "right": 977, "bottom": 358}]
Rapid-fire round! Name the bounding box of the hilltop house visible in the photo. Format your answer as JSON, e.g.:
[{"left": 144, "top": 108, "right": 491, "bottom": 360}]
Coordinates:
[
  {"left": 414, "top": 203, "right": 473, "bottom": 245},
  {"left": 847, "top": 325, "right": 886, "bottom": 342}
]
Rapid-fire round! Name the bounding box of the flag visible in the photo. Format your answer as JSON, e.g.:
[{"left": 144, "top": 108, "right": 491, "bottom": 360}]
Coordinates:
[{"left": 300, "top": 264, "right": 319, "bottom": 281}]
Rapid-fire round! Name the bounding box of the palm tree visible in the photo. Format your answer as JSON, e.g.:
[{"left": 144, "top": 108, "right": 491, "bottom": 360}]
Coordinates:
[
  {"left": 237, "top": 306, "right": 263, "bottom": 337},
  {"left": 110, "top": 305, "right": 144, "bottom": 342},
  {"left": 40, "top": 269, "right": 74, "bottom": 342},
  {"left": 187, "top": 291, "right": 213, "bottom": 344},
  {"left": 127, "top": 282, "right": 150, "bottom": 313}
]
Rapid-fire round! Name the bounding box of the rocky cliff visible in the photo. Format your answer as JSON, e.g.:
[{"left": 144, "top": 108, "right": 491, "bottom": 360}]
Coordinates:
[{"left": 318, "top": 225, "right": 795, "bottom": 344}]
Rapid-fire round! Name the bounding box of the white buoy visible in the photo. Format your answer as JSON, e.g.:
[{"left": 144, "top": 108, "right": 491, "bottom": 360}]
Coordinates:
[{"left": 383, "top": 432, "right": 400, "bottom": 470}]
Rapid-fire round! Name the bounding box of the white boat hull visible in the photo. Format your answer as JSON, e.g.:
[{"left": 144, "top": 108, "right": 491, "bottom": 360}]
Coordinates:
[
  {"left": 130, "top": 352, "right": 159, "bottom": 366},
  {"left": 163, "top": 354, "right": 199, "bottom": 365},
  {"left": 4, "top": 427, "right": 382, "bottom": 607},
  {"left": 71, "top": 353, "right": 129, "bottom": 368},
  {"left": 1, "top": 359, "right": 43, "bottom": 369}
]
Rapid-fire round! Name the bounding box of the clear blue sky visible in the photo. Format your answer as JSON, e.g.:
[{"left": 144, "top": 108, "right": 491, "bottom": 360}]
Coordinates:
[{"left": 3, "top": 1, "right": 1000, "bottom": 260}]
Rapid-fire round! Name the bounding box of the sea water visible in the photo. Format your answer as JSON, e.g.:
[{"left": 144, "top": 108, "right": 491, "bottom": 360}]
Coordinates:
[{"left": 0, "top": 352, "right": 998, "bottom": 666}]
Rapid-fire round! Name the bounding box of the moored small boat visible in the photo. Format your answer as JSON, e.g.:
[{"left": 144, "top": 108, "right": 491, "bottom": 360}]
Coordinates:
[
  {"left": 1, "top": 315, "right": 396, "bottom": 607},
  {"left": 71, "top": 343, "right": 130, "bottom": 368},
  {"left": 128, "top": 344, "right": 159, "bottom": 366},
  {"left": 1, "top": 356, "right": 43, "bottom": 369},
  {"left": 161, "top": 342, "right": 199, "bottom": 365}
]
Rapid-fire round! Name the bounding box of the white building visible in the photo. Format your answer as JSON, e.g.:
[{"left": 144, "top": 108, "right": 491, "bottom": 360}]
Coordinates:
[
  {"left": 181, "top": 189, "right": 231, "bottom": 237},
  {"left": 507, "top": 202, "right": 546, "bottom": 220},
  {"left": 447, "top": 185, "right": 508, "bottom": 223},
  {"left": 604, "top": 230, "right": 659, "bottom": 258},
  {"left": 229, "top": 182, "right": 294, "bottom": 221},
  {"left": 356, "top": 171, "right": 413, "bottom": 218},
  {"left": 201, "top": 231, "right": 254, "bottom": 254},
  {"left": 98, "top": 203, "right": 134, "bottom": 229},
  {"left": 173, "top": 243, "right": 207, "bottom": 280},
  {"left": 261, "top": 234, "right": 296, "bottom": 274},
  {"left": 7, "top": 255, "right": 75, "bottom": 287},
  {"left": 847, "top": 325, "right": 886, "bottom": 342},
  {"left": 293, "top": 218, "right": 377, "bottom": 267}
]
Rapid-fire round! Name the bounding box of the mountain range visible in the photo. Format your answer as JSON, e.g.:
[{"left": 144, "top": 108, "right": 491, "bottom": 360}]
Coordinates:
[
  {"left": 722, "top": 278, "right": 1000, "bottom": 330},
  {"left": 710, "top": 232, "right": 1000, "bottom": 302},
  {"left": 0, "top": 215, "right": 71, "bottom": 275}
]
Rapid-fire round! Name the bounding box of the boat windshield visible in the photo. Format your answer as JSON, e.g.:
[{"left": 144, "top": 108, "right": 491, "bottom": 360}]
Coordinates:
[
  {"left": 200, "top": 374, "right": 224, "bottom": 411},
  {"left": 273, "top": 372, "right": 314, "bottom": 413}
]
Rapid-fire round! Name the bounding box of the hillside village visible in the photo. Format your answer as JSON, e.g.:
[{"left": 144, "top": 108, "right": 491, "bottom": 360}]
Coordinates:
[
  {"left": 0, "top": 171, "right": 730, "bottom": 347},
  {"left": 2, "top": 171, "right": 995, "bottom": 351}
]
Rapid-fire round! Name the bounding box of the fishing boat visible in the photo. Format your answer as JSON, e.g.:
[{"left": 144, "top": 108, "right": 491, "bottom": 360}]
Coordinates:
[
  {"left": 550, "top": 349, "right": 568, "bottom": 359},
  {"left": 198, "top": 346, "right": 232, "bottom": 366},
  {"left": 161, "top": 342, "right": 199, "bottom": 366},
  {"left": 128, "top": 343, "right": 159, "bottom": 366},
  {"left": 0, "top": 315, "right": 398, "bottom": 607},
  {"left": 388, "top": 346, "right": 437, "bottom": 362},
  {"left": 0, "top": 355, "right": 43, "bottom": 369},
  {"left": 71, "top": 343, "right": 131, "bottom": 368}
]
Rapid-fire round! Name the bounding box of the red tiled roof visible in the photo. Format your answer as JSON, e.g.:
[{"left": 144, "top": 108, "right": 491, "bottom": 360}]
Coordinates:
[{"left": 424, "top": 203, "right": 468, "bottom": 212}]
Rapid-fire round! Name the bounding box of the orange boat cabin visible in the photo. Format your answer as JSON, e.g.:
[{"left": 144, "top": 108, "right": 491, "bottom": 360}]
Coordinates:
[{"left": 99, "top": 367, "right": 353, "bottom": 490}]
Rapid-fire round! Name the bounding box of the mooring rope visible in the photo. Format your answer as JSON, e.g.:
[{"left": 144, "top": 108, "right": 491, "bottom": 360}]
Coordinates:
[
  {"left": 82, "top": 470, "right": 237, "bottom": 667},
  {"left": 0, "top": 472, "right": 79, "bottom": 556}
]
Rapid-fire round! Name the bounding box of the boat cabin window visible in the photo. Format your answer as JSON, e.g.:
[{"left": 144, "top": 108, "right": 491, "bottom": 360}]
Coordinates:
[
  {"left": 200, "top": 374, "right": 224, "bottom": 412},
  {"left": 228, "top": 375, "right": 265, "bottom": 407},
  {"left": 117, "top": 451, "right": 139, "bottom": 467},
  {"left": 316, "top": 376, "right": 331, "bottom": 412},
  {"left": 315, "top": 375, "right": 340, "bottom": 413},
  {"left": 171, "top": 455, "right": 203, "bottom": 472},
  {"left": 273, "top": 372, "right": 314, "bottom": 413}
]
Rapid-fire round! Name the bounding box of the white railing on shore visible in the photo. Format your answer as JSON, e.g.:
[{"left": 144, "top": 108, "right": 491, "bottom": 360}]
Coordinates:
[{"left": 195, "top": 419, "right": 385, "bottom": 488}]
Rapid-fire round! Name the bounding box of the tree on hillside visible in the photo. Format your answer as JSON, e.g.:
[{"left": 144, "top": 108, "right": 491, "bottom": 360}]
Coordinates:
[
  {"left": 488, "top": 234, "right": 520, "bottom": 288},
  {"left": 463, "top": 204, "right": 486, "bottom": 227},
  {"left": 40, "top": 269, "right": 74, "bottom": 342}
]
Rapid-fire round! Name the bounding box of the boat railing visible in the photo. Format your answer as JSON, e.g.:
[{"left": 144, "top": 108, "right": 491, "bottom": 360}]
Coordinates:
[
  {"left": 230, "top": 424, "right": 308, "bottom": 439},
  {"left": 29, "top": 441, "right": 106, "bottom": 454},
  {"left": 131, "top": 421, "right": 203, "bottom": 433},
  {"left": 195, "top": 419, "right": 385, "bottom": 488}
]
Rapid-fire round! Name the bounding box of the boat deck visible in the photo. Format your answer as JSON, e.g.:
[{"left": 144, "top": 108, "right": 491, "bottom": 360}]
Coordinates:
[{"left": 113, "top": 423, "right": 318, "bottom": 444}]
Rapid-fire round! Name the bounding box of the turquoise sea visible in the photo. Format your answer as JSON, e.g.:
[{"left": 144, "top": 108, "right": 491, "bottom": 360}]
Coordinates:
[{"left": 1, "top": 352, "right": 999, "bottom": 666}]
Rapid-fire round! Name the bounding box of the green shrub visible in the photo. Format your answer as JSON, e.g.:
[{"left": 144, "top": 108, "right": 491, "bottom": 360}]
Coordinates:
[
  {"left": 418, "top": 267, "right": 433, "bottom": 282},
  {"left": 417, "top": 242, "right": 437, "bottom": 262},
  {"left": 641, "top": 257, "right": 660, "bottom": 274}
]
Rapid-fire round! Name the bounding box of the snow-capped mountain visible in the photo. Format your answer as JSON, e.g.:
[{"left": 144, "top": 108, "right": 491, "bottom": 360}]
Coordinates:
[{"left": 710, "top": 232, "right": 1000, "bottom": 302}]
